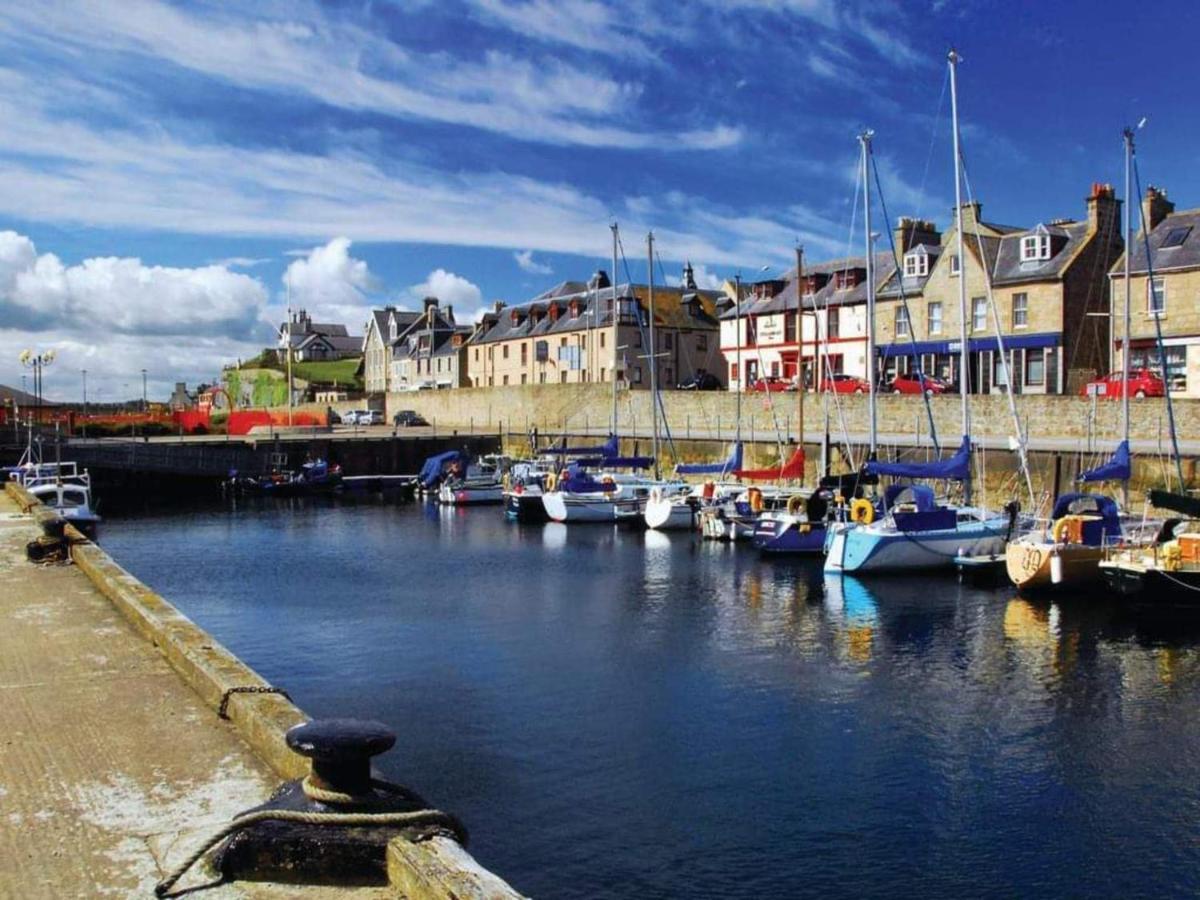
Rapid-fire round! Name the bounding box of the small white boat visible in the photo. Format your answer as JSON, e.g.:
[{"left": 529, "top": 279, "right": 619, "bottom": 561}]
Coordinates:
[{"left": 542, "top": 470, "right": 673, "bottom": 524}]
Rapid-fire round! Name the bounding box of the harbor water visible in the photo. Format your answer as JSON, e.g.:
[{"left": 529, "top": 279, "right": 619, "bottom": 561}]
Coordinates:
[{"left": 102, "top": 498, "right": 1200, "bottom": 898}]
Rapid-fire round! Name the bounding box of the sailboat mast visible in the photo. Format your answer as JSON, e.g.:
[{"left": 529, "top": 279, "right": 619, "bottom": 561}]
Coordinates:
[
  {"left": 735, "top": 273, "right": 743, "bottom": 448},
  {"left": 647, "top": 231, "right": 660, "bottom": 479},
  {"left": 860, "top": 130, "right": 877, "bottom": 457},
  {"left": 285, "top": 269, "right": 294, "bottom": 426},
  {"left": 1121, "top": 127, "right": 1133, "bottom": 510},
  {"left": 795, "top": 244, "right": 804, "bottom": 462},
  {"left": 610, "top": 223, "right": 620, "bottom": 436},
  {"left": 948, "top": 48, "right": 971, "bottom": 504}
]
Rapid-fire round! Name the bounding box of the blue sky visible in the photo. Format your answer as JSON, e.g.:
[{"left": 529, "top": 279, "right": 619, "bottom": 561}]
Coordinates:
[{"left": 1, "top": 0, "right": 1198, "bottom": 400}]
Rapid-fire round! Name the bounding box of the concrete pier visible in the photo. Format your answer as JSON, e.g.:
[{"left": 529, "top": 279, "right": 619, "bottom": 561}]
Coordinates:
[{"left": 0, "top": 488, "right": 522, "bottom": 898}]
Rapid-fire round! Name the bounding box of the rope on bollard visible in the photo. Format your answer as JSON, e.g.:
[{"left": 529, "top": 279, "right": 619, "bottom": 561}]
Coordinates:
[
  {"left": 217, "top": 685, "right": 291, "bottom": 719},
  {"left": 154, "top": 805, "right": 466, "bottom": 898}
]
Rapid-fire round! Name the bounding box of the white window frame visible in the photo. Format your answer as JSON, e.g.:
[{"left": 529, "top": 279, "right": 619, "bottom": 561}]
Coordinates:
[
  {"left": 949, "top": 254, "right": 960, "bottom": 276},
  {"left": 903, "top": 251, "right": 928, "bottom": 278},
  {"left": 1147, "top": 277, "right": 1166, "bottom": 317},
  {"left": 972, "top": 296, "right": 988, "bottom": 332},
  {"left": 1020, "top": 233, "right": 1051, "bottom": 262},
  {"left": 927, "top": 301, "right": 942, "bottom": 336},
  {"left": 1012, "top": 292, "right": 1029, "bottom": 329},
  {"left": 895, "top": 306, "right": 910, "bottom": 338}
]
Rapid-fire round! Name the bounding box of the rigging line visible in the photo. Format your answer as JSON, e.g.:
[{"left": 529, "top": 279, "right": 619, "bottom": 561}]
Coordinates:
[
  {"left": 1132, "top": 153, "right": 1185, "bottom": 489},
  {"left": 649, "top": 245, "right": 682, "bottom": 467},
  {"left": 957, "top": 155, "right": 1036, "bottom": 510},
  {"left": 868, "top": 152, "right": 942, "bottom": 454},
  {"left": 906, "top": 65, "right": 950, "bottom": 246}
]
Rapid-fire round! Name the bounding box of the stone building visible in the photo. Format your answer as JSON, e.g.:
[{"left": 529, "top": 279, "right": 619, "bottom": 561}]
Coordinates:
[
  {"left": 362, "top": 306, "right": 422, "bottom": 395},
  {"left": 276, "top": 310, "right": 362, "bottom": 362},
  {"left": 389, "top": 298, "right": 473, "bottom": 390},
  {"left": 873, "top": 185, "right": 1122, "bottom": 394},
  {"left": 466, "top": 267, "right": 724, "bottom": 390},
  {"left": 1109, "top": 186, "right": 1200, "bottom": 397}
]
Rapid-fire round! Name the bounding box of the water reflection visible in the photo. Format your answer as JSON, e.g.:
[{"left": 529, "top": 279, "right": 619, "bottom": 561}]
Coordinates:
[{"left": 98, "top": 500, "right": 1200, "bottom": 900}]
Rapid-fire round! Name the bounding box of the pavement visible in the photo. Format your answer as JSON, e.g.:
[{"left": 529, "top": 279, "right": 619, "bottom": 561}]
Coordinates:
[{"left": 0, "top": 492, "right": 392, "bottom": 899}]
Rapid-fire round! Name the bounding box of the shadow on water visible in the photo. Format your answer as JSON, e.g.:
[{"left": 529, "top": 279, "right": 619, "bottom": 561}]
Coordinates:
[{"left": 96, "top": 503, "right": 1200, "bottom": 900}]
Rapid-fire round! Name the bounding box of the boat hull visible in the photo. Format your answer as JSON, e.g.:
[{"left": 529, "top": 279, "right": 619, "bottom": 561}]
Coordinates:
[
  {"left": 438, "top": 483, "right": 503, "bottom": 505},
  {"left": 644, "top": 497, "right": 696, "bottom": 531},
  {"left": 542, "top": 491, "right": 637, "bottom": 523},
  {"left": 1100, "top": 561, "right": 1200, "bottom": 601},
  {"left": 753, "top": 516, "right": 827, "bottom": 555},
  {"left": 505, "top": 490, "right": 548, "bottom": 523},
  {"left": 1005, "top": 540, "right": 1106, "bottom": 591},
  {"left": 825, "top": 517, "right": 1009, "bottom": 574}
]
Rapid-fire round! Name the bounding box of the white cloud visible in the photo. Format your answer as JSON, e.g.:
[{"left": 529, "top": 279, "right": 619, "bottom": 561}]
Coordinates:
[
  {"left": 2, "top": 0, "right": 739, "bottom": 151},
  {"left": 689, "top": 263, "right": 726, "bottom": 291},
  {"left": 282, "top": 238, "right": 377, "bottom": 327},
  {"left": 209, "top": 256, "right": 271, "bottom": 269},
  {"left": 407, "top": 269, "right": 484, "bottom": 314},
  {"left": 513, "top": 250, "right": 553, "bottom": 275}
]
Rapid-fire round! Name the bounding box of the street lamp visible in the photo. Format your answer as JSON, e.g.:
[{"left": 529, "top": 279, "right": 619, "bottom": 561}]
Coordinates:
[{"left": 19, "top": 348, "right": 56, "bottom": 417}]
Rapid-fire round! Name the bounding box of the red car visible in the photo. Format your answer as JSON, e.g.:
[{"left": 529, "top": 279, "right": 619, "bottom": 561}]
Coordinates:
[
  {"left": 1080, "top": 369, "right": 1166, "bottom": 399},
  {"left": 887, "top": 372, "right": 948, "bottom": 395},
  {"left": 820, "top": 373, "right": 870, "bottom": 394},
  {"left": 748, "top": 376, "right": 796, "bottom": 393}
]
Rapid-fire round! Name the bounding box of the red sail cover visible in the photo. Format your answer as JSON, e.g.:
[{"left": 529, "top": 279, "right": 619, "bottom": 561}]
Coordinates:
[{"left": 734, "top": 447, "right": 805, "bottom": 481}]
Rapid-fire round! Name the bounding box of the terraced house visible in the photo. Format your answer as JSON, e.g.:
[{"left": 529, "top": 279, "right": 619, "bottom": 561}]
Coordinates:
[
  {"left": 363, "top": 306, "right": 422, "bottom": 395},
  {"left": 466, "top": 267, "right": 724, "bottom": 390},
  {"left": 873, "top": 184, "right": 1122, "bottom": 394},
  {"left": 718, "top": 252, "right": 892, "bottom": 390},
  {"left": 1109, "top": 186, "right": 1200, "bottom": 397},
  {"left": 389, "top": 298, "right": 474, "bottom": 391}
]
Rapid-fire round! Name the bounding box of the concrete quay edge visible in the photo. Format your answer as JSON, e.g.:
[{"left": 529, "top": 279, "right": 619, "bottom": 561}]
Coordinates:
[{"left": 4, "top": 481, "right": 525, "bottom": 900}]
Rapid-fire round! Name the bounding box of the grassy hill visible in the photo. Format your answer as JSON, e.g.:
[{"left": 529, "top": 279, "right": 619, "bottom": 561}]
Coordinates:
[{"left": 235, "top": 353, "right": 362, "bottom": 389}]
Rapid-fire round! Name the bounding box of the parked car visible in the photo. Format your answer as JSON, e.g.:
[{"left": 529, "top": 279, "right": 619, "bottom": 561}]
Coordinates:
[
  {"left": 748, "top": 376, "right": 796, "bottom": 393},
  {"left": 341, "top": 409, "right": 368, "bottom": 425},
  {"left": 677, "top": 371, "right": 721, "bottom": 391},
  {"left": 393, "top": 410, "right": 430, "bottom": 427},
  {"left": 1080, "top": 369, "right": 1166, "bottom": 399},
  {"left": 362, "top": 409, "right": 385, "bottom": 425},
  {"left": 820, "top": 373, "right": 870, "bottom": 395},
  {"left": 886, "top": 373, "right": 948, "bottom": 395}
]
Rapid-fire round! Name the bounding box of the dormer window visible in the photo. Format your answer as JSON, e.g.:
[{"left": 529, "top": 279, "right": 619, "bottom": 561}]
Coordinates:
[
  {"left": 1020, "top": 232, "right": 1051, "bottom": 262},
  {"left": 903, "top": 249, "right": 928, "bottom": 278},
  {"left": 1162, "top": 226, "right": 1192, "bottom": 249}
]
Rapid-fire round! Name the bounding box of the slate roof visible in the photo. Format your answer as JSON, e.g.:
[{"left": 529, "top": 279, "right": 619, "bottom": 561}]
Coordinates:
[
  {"left": 472, "top": 282, "right": 721, "bottom": 345},
  {"left": 992, "top": 221, "right": 1089, "bottom": 284},
  {"left": 1112, "top": 209, "right": 1200, "bottom": 276},
  {"left": 722, "top": 253, "right": 895, "bottom": 318},
  {"left": 368, "top": 308, "right": 422, "bottom": 342}
]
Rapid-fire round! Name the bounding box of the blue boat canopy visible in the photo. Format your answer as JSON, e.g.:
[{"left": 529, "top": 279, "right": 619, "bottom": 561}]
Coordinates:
[
  {"left": 1050, "top": 492, "right": 1122, "bottom": 544},
  {"left": 1078, "top": 440, "right": 1131, "bottom": 483},
  {"left": 677, "top": 442, "right": 743, "bottom": 476},
  {"left": 543, "top": 434, "right": 620, "bottom": 457},
  {"left": 418, "top": 450, "right": 463, "bottom": 488},
  {"left": 865, "top": 435, "right": 971, "bottom": 481},
  {"left": 883, "top": 483, "right": 938, "bottom": 512}
]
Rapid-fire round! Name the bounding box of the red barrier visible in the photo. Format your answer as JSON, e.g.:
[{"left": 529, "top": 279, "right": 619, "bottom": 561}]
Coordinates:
[
  {"left": 173, "top": 410, "right": 212, "bottom": 432},
  {"left": 227, "top": 409, "right": 327, "bottom": 435}
]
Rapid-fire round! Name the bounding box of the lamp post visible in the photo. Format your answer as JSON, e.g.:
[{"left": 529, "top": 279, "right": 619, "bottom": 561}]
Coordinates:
[
  {"left": 19, "top": 348, "right": 56, "bottom": 421},
  {"left": 81, "top": 369, "right": 88, "bottom": 438}
]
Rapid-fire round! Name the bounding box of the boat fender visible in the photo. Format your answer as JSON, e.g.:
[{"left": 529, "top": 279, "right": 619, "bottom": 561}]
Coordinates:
[
  {"left": 748, "top": 487, "right": 764, "bottom": 513},
  {"left": 544, "top": 471, "right": 557, "bottom": 492},
  {"left": 501, "top": 473, "right": 511, "bottom": 492},
  {"left": 1051, "top": 516, "right": 1075, "bottom": 545},
  {"left": 850, "top": 498, "right": 875, "bottom": 525},
  {"left": 649, "top": 486, "right": 663, "bottom": 505},
  {"left": 1049, "top": 552, "right": 1063, "bottom": 584},
  {"left": 786, "top": 494, "right": 805, "bottom": 516}
]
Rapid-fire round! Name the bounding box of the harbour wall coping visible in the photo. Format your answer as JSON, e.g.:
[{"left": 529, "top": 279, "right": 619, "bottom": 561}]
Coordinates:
[
  {"left": 385, "top": 384, "right": 1200, "bottom": 446},
  {"left": 4, "top": 480, "right": 524, "bottom": 900}
]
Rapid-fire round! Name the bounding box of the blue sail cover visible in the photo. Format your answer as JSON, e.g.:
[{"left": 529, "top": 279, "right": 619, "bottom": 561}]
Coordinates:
[
  {"left": 418, "top": 450, "right": 463, "bottom": 488},
  {"left": 864, "top": 435, "right": 972, "bottom": 481},
  {"left": 677, "top": 443, "right": 743, "bottom": 476},
  {"left": 1078, "top": 440, "right": 1131, "bottom": 483},
  {"left": 543, "top": 434, "right": 620, "bottom": 457}
]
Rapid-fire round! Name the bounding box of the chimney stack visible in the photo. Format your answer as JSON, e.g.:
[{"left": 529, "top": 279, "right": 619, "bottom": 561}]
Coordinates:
[
  {"left": 443, "top": 305, "right": 454, "bottom": 324},
  {"left": 953, "top": 201, "right": 982, "bottom": 233},
  {"left": 893, "top": 217, "right": 941, "bottom": 254},
  {"left": 1086, "top": 182, "right": 1119, "bottom": 235},
  {"left": 1141, "top": 185, "right": 1175, "bottom": 234},
  {"left": 493, "top": 300, "right": 506, "bottom": 314},
  {"left": 422, "top": 296, "right": 439, "bottom": 314}
]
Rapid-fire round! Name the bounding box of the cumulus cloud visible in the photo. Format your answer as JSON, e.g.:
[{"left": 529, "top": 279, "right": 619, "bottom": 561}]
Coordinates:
[
  {"left": 0, "top": 229, "right": 269, "bottom": 401},
  {"left": 406, "top": 269, "right": 483, "bottom": 313},
  {"left": 281, "top": 237, "right": 378, "bottom": 327},
  {"left": 513, "top": 249, "right": 552, "bottom": 275}
]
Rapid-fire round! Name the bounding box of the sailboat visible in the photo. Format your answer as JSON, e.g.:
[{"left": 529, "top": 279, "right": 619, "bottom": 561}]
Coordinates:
[
  {"left": 643, "top": 441, "right": 744, "bottom": 531},
  {"left": 824, "top": 53, "right": 1011, "bottom": 575}
]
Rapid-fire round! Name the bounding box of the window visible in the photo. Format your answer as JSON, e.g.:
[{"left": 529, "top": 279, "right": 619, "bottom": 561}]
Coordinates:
[
  {"left": 474, "top": 348, "right": 479, "bottom": 361},
  {"left": 539, "top": 372, "right": 546, "bottom": 383},
  {"left": 895, "top": 306, "right": 910, "bottom": 338},
  {"left": 730, "top": 362, "right": 738, "bottom": 382},
  {"left": 770, "top": 361, "right": 780, "bottom": 378},
  {"left": 903, "top": 251, "right": 928, "bottom": 278},
  {"left": 521, "top": 373, "right": 527, "bottom": 385},
  {"left": 697, "top": 334, "right": 708, "bottom": 351},
  {"left": 1025, "top": 348, "right": 1045, "bottom": 386},
  {"left": 927, "top": 302, "right": 942, "bottom": 335},
  {"left": 1161, "top": 226, "right": 1192, "bottom": 249},
  {"left": 632, "top": 366, "right": 642, "bottom": 384},
  {"left": 1148, "top": 277, "right": 1166, "bottom": 316},
  {"left": 972, "top": 296, "right": 988, "bottom": 331},
  {"left": 949, "top": 254, "right": 960, "bottom": 276},
  {"left": 1012, "top": 293, "right": 1028, "bottom": 329},
  {"left": 785, "top": 315, "right": 796, "bottom": 342},
  {"left": 503, "top": 345, "right": 509, "bottom": 359},
  {"left": 502, "top": 375, "right": 509, "bottom": 385},
  {"left": 561, "top": 371, "right": 568, "bottom": 383},
  {"left": 827, "top": 307, "right": 840, "bottom": 339},
  {"left": 600, "top": 332, "right": 607, "bottom": 349},
  {"left": 634, "top": 330, "right": 642, "bottom": 348},
  {"left": 993, "top": 350, "right": 1010, "bottom": 388},
  {"left": 1020, "top": 233, "right": 1051, "bottom": 262}
]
